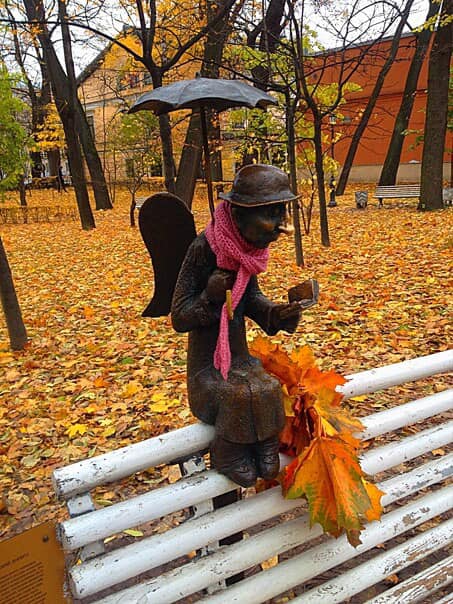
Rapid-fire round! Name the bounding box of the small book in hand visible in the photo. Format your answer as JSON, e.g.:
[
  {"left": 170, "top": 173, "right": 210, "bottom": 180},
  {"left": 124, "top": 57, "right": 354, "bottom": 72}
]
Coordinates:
[{"left": 288, "top": 278, "right": 319, "bottom": 309}]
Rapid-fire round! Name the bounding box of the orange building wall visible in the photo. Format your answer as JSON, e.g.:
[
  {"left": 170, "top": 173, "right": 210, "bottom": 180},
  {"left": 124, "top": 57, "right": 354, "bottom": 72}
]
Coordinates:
[{"left": 320, "top": 33, "right": 451, "bottom": 174}]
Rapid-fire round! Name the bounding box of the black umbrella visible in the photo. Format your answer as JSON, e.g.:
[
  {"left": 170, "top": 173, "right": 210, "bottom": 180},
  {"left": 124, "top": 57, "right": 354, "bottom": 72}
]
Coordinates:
[{"left": 129, "top": 77, "right": 277, "bottom": 217}]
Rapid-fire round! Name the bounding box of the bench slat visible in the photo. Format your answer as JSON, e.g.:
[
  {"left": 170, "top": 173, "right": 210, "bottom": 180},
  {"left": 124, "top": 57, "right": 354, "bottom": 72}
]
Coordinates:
[
  {"left": 364, "top": 554, "right": 453, "bottom": 604},
  {"left": 58, "top": 396, "right": 452, "bottom": 551},
  {"left": 199, "top": 488, "right": 452, "bottom": 604},
  {"left": 52, "top": 351, "right": 453, "bottom": 500},
  {"left": 290, "top": 521, "right": 452, "bottom": 603},
  {"left": 360, "top": 420, "right": 453, "bottom": 475},
  {"left": 52, "top": 423, "right": 213, "bottom": 500},
  {"left": 60, "top": 470, "right": 233, "bottom": 551},
  {"left": 360, "top": 389, "right": 452, "bottom": 439},
  {"left": 67, "top": 454, "right": 453, "bottom": 599},
  {"left": 92, "top": 486, "right": 453, "bottom": 604},
  {"left": 337, "top": 349, "right": 453, "bottom": 398}
]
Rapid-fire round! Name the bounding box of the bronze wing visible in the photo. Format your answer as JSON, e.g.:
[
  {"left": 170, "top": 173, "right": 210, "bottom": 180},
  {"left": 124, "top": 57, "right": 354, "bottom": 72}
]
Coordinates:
[{"left": 139, "top": 192, "right": 197, "bottom": 317}]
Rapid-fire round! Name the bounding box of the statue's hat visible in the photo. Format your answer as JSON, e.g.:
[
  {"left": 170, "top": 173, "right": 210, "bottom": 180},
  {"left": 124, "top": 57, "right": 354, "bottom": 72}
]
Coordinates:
[{"left": 219, "top": 164, "right": 299, "bottom": 206}]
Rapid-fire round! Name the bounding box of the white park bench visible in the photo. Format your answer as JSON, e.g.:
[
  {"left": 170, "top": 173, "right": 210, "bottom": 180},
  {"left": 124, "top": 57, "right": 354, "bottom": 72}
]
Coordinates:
[
  {"left": 374, "top": 185, "right": 421, "bottom": 207},
  {"left": 52, "top": 350, "right": 453, "bottom": 603}
]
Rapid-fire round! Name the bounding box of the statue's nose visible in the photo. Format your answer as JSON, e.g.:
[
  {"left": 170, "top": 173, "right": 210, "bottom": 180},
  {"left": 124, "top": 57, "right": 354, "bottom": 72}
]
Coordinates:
[{"left": 256, "top": 217, "right": 276, "bottom": 232}]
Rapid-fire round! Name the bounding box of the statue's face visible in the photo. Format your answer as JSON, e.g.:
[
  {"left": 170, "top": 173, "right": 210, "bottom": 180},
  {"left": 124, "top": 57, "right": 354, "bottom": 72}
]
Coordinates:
[{"left": 231, "top": 203, "right": 287, "bottom": 249}]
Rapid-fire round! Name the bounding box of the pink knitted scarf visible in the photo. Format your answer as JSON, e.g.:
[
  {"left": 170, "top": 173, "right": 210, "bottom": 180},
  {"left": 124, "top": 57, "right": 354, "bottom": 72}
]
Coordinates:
[{"left": 205, "top": 201, "right": 269, "bottom": 379}]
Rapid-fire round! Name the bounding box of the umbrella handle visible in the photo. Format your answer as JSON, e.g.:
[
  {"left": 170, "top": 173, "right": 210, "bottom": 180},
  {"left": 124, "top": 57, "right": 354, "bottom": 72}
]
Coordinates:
[{"left": 199, "top": 106, "right": 216, "bottom": 220}]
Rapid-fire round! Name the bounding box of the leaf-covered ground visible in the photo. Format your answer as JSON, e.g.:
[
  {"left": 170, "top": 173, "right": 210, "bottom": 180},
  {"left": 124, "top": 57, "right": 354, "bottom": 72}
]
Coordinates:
[{"left": 0, "top": 186, "right": 452, "bottom": 540}]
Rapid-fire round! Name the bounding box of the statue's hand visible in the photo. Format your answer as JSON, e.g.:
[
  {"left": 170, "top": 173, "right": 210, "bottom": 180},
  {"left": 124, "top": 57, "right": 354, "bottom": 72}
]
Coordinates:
[
  {"left": 191, "top": 236, "right": 207, "bottom": 266},
  {"left": 205, "top": 269, "right": 236, "bottom": 304},
  {"left": 271, "top": 302, "right": 302, "bottom": 333}
]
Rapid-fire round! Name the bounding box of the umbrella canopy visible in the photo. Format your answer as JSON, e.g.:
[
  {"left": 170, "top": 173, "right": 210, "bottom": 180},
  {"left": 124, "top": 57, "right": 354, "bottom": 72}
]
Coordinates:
[
  {"left": 128, "top": 77, "right": 277, "bottom": 116},
  {"left": 129, "top": 77, "right": 277, "bottom": 218}
]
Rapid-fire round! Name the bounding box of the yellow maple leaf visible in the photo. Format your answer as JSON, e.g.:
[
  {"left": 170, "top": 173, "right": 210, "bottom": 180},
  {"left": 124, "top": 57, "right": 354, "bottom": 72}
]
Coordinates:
[
  {"left": 279, "top": 436, "right": 384, "bottom": 545},
  {"left": 289, "top": 345, "right": 316, "bottom": 370},
  {"left": 312, "top": 387, "right": 364, "bottom": 444},
  {"left": 67, "top": 423, "right": 88, "bottom": 438},
  {"left": 122, "top": 381, "right": 141, "bottom": 397},
  {"left": 150, "top": 398, "right": 179, "bottom": 413},
  {"left": 150, "top": 392, "right": 166, "bottom": 402},
  {"left": 102, "top": 425, "right": 116, "bottom": 438}
]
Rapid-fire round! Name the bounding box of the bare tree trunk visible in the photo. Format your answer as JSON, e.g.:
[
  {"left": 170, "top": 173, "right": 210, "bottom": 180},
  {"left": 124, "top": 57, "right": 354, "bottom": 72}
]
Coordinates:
[
  {"left": 379, "top": 0, "right": 439, "bottom": 185},
  {"left": 286, "top": 96, "right": 304, "bottom": 265},
  {"left": 47, "top": 148, "right": 60, "bottom": 181},
  {"left": 18, "top": 177, "right": 27, "bottom": 206},
  {"left": 419, "top": 0, "right": 452, "bottom": 211},
  {"left": 158, "top": 113, "right": 176, "bottom": 193},
  {"left": 58, "top": 0, "right": 96, "bottom": 229},
  {"left": 248, "top": 0, "right": 285, "bottom": 89},
  {"left": 313, "top": 121, "right": 330, "bottom": 247},
  {"left": 336, "top": 0, "right": 414, "bottom": 195},
  {"left": 75, "top": 101, "right": 113, "bottom": 210},
  {"left": 146, "top": 66, "right": 176, "bottom": 194},
  {"left": 175, "top": 0, "right": 233, "bottom": 206},
  {"left": 56, "top": 0, "right": 111, "bottom": 210},
  {"left": 0, "top": 237, "right": 27, "bottom": 350},
  {"left": 22, "top": 0, "right": 95, "bottom": 230},
  {"left": 175, "top": 113, "right": 202, "bottom": 206}
]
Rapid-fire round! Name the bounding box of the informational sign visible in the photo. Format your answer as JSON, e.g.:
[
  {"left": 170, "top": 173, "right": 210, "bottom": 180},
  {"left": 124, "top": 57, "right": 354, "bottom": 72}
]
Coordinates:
[{"left": 0, "top": 521, "right": 70, "bottom": 604}]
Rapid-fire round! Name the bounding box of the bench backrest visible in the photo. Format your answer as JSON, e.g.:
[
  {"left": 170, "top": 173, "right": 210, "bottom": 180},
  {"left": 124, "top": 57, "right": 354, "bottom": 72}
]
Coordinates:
[
  {"left": 374, "top": 185, "right": 421, "bottom": 198},
  {"left": 52, "top": 350, "right": 453, "bottom": 604}
]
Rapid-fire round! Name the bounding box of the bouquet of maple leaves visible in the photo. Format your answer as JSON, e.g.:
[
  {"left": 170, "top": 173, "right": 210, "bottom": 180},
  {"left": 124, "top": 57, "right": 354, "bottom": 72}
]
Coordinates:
[{"left": 250, "top": 337, "right": 384, "bottom": 546}]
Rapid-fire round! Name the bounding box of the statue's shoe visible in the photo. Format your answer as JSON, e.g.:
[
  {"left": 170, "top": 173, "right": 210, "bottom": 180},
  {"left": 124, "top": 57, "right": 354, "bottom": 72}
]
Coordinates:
[
  {"left": 211, "top": 436, "right": 258, "bottom": 488},
  {"left": 254, "top": 436, "right": 280, "bottom": 480}
]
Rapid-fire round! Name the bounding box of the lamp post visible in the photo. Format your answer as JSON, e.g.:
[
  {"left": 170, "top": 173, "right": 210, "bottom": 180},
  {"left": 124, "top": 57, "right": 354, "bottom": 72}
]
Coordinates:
[{"left": 328, "top": 113, "right": 337, "bottom": 207}]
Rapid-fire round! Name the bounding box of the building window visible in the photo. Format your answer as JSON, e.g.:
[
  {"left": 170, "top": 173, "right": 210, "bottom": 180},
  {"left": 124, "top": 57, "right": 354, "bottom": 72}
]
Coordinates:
[
  {"left": 117, "top": 75, "right": 127, "bottom": 91},
  {"left": 129, "top": 73, "right": 140, "bottom": 88},
  {"left": 125, "top": 158, "right": 135, "bottom": 178},
  {"left": 87, "top": 114, "right": 95, "bottom": 139},
  {"left": 231, "top": 117, "right": 246, "bottom": 130},
  {"left": 143, "top": 71, "right": 152, "bottom": 85}
]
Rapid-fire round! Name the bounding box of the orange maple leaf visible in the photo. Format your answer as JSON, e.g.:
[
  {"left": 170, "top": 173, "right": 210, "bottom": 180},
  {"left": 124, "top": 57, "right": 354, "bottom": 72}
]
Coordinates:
[
  {"left": 279, "top": 436, "right": 384, "bottom": 545},
  {"left": 250, "top": 336, "right": 304, "bottom": 389},
  {"left": 301, "top": 366, "right": 346, "bottom": 405}
]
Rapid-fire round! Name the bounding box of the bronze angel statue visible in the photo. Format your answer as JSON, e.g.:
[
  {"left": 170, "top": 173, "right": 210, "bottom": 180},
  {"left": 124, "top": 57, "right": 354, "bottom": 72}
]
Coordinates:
[{"left": 140, "top": 164, "right": 318, "bottom": 487}]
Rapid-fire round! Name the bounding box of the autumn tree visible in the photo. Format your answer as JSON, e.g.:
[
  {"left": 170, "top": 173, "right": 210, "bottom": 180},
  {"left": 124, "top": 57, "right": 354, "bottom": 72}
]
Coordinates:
[
  {"left": 249, "top": 0, "right": 411, "bottom": 247},
  {"left": 33, "top": 102, "right": 66, "bottom": 172},
  {"left": 67, "top": 0, "right": 239, "bottom": 194},
  {"left": 2, "top": 0, "right": 112, "bottom": 215},
  {"left": 57, "top": 0, "right": 112, "bottom": 211},
  {"left": 0, "top": 237, "right": 28, "bottom": 350},
  {"left": 419, "top": 0, "right": 453, "bottom": 211},
  {"left": 2, "top": 2, "right": 53, "bottom": 182},
  {"left": 335, "top": 0, "right": 416, "bottom": 196},
  {"left": 175, "top": 0, "right": 240, "bottom": 205},
  {"left": 379, "top": 0, "right": 440, "bottom": 186},
  {"left": 17, "top": 0, "right": 94, "bottom": 229},
  {"left": 107, "top": 111, "right": 160, "bottom": 226},
  {"left": 0, "top": 66, "right": 29, "bottom": 196}
]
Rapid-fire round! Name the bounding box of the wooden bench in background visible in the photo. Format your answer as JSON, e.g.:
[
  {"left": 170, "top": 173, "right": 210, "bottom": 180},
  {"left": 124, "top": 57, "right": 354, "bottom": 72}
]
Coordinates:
[
  {"left": 0, "top": 206, "right": 78, "bottom": 224},
  {"left": 134, "top": 197, "right": 147, "bottom": 212},
  {"left": 52, "top": 350, "right": 453, "bottom": 604},
  {"left": 374, "top": 185, "right": 421, "bottom": 207}
]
